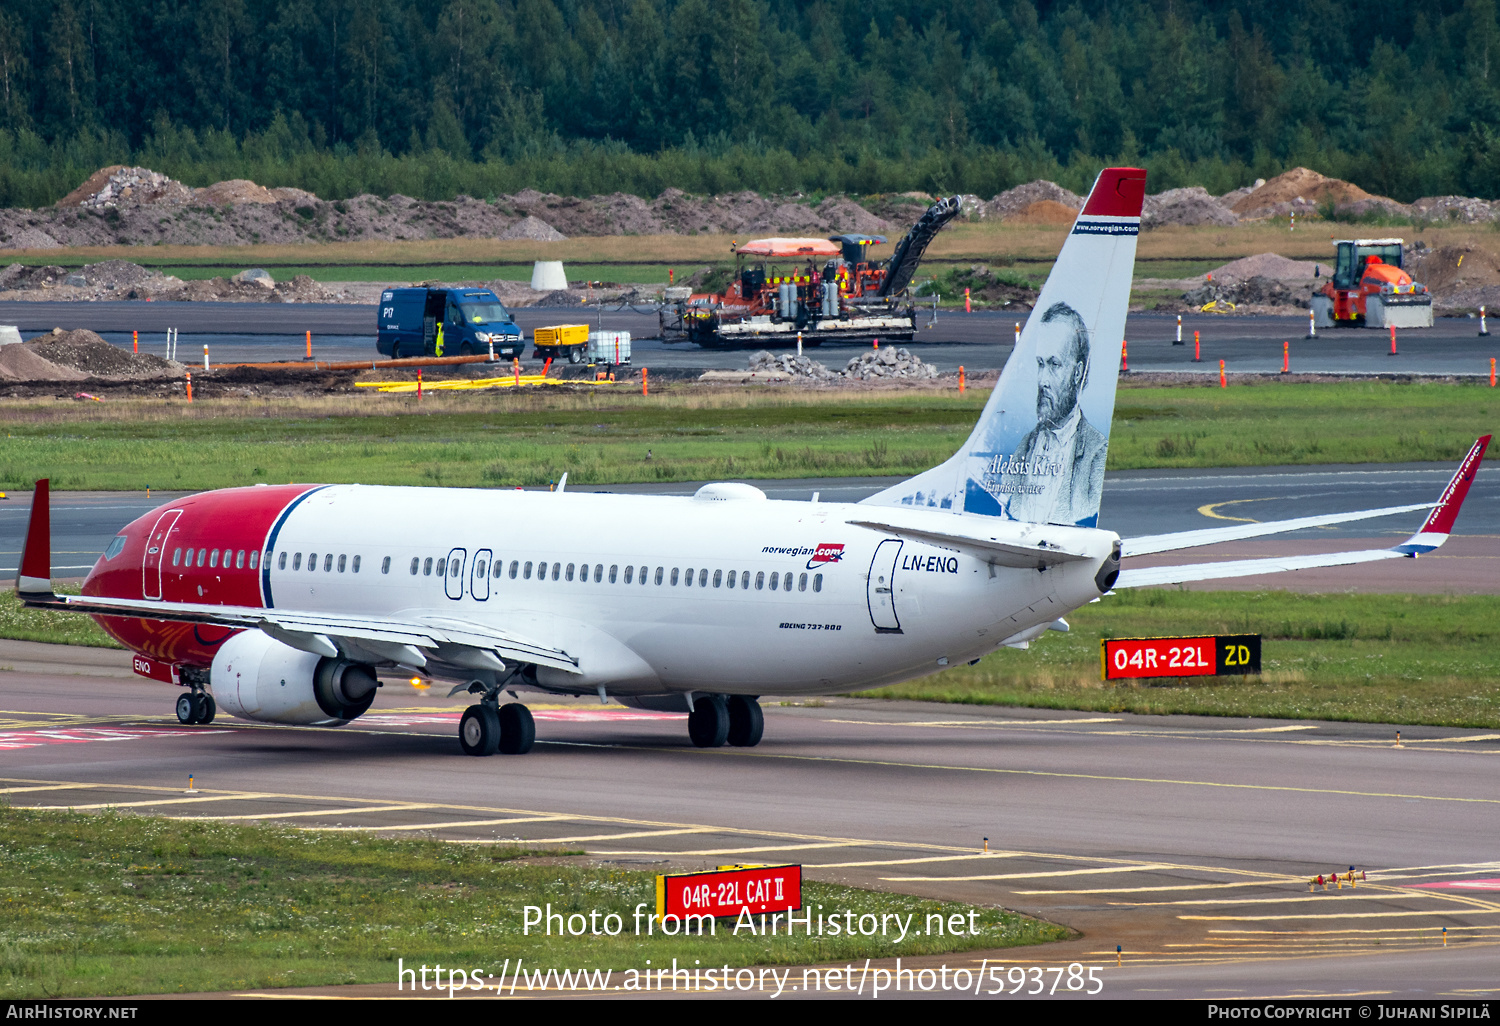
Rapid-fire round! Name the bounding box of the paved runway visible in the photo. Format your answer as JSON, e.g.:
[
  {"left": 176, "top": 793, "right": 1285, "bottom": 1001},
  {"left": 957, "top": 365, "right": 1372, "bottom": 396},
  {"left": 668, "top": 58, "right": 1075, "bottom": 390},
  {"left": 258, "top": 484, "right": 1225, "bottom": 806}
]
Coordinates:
[
  {"left": 1, "top": 645, "right": 1497, "bottom": 999},
  {"left": 5, "top": 463, "right": 1494, "bottom": 592},
  {"left": 7, "top": 301, "right": 1499, "bottom": 376}
]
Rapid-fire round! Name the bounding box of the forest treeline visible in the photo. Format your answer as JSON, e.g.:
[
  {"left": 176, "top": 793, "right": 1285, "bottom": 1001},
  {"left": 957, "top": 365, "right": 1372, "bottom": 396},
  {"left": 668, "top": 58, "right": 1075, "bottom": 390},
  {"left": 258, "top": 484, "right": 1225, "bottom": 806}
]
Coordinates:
[{"left": 1, "top": 0, "right": 1499, "bottom": 207}]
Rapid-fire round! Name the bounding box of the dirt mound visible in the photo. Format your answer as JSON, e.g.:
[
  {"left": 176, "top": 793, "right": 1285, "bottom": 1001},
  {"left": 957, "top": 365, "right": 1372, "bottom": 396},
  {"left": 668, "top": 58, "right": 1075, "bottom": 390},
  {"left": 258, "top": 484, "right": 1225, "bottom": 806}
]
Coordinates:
[
  {"left": 988, "top": 180, "right": 1083, "bottom": 218},
  {"left": 24, "top": 328, "right": 180, "bottom": 378},
  {"left": 0, "top": 263, "right": 67, "bottom": 289},
  {"left": 1183, "top": 275, "right": 1307, "bottom": 310},
  {"left": 1207, "top": 253, "right": 1319, "bottom": 280},
  {"left": 1409, "top": 244, "right": 1500, "bottom": 296},
  {"left": 498, "top": 215, "right": 567, "bottom": 241},
  {"left": 1, "top": 228, "right": 61, "bottom": 249},
  {"left": 1231, "top": 167, "right": 1407, "bottom": 219},
  {"left": 57, "top": 166, "right": 195, "bottom": 209},
  {"left": 814, "top": 196, "right": 893, "bottom": 234},
  {"left": 79, "top": 259, "right": 162, "bottom": 288},
  {"left": 197, "top": 179, "right": 281, "bottom": 206},
  {"left": 1412, "top": 196, "right": 1497, "bottom": 224},
  {"left": 1142, "top": 187, "right": 1238, "bottom": 229},
  {"left": 1006, "top": 199, "right": 1078, "bottom": 225},
  {"left": 0, "top": 343, "right": 86, "bottom": 382}
]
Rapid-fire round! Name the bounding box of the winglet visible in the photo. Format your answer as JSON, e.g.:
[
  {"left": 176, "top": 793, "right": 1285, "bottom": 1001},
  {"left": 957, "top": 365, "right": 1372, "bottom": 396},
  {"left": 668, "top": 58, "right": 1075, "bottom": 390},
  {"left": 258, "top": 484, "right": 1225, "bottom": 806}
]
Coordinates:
[
  {"left": 1393, "top": 435, "right": 1489, "bottom": 555},
  {"left": 17, "top": 479, "right": 55, "bottom": 599}
]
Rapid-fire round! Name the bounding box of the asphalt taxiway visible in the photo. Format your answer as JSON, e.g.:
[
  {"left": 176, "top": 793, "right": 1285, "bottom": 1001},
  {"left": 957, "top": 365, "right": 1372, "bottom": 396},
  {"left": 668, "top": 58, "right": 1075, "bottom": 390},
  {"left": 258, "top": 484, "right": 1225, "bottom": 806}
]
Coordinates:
[
  {"left": 1, "top": 645, "right": 1497, "bottom": 1000},
  {"left": 7, "top": 302, "right": 1499, "bottom": 376}
]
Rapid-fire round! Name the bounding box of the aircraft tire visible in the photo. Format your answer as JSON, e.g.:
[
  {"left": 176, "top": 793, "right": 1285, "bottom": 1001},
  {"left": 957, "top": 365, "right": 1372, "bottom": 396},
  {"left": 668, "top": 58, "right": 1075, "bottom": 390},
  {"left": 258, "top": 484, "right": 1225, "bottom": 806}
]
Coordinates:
[
  {"left": 726, "top": 696, "right": 763, "bottom": 747},
  {"left": 460, "top": 704, "right": 501, "bottom": 756},
  {"left": 199, "top": 694, "right": 216, "bottom": 725},
  {"left": 176, "top": 693, "right": 197, "bottom": 724},
  {"left": 499, "top": 703, "right": 536, "bottom": 755},
  {"left": 688, "top": 695, "right": 729, "bottom": 748}
]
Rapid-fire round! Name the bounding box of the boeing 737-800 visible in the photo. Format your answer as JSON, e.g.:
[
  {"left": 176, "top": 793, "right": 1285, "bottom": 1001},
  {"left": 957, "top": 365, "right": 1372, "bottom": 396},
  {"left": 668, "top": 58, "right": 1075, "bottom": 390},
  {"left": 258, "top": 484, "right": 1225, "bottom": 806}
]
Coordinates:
[{"left": 13, "top": 168, "right": 1489, "bottom": 756}]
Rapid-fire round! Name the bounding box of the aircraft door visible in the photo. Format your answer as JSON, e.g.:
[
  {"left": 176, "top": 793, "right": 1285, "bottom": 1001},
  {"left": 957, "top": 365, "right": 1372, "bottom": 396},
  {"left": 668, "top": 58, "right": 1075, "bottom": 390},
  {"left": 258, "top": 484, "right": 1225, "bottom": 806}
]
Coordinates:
[
  {"left": 471, "top": 548, "right": 492, "bottom": 601},
  {"left": 866, "top": 539, "right": 903, "bottom": 633},
  {"left": 142, "top": 509, "right": 182, "bottom": 600},
  {"left": 445, "top": 548, "right": 466, "bottom": 600}
]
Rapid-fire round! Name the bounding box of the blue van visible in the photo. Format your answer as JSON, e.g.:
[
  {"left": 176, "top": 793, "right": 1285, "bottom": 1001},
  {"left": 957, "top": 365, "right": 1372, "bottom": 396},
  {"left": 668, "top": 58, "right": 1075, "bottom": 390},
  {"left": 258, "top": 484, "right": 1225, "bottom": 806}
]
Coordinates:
[{"left": 376, "top": 287, "right": 524, "bottom": 360}]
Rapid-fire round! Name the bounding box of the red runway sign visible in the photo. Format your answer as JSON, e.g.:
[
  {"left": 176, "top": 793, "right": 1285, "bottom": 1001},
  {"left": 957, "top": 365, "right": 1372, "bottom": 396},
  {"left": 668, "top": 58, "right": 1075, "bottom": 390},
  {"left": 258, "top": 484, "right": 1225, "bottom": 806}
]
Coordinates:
[
  {"left": 655, "top": 864, "right": 802, "bottom": 921},
  {"left": 1101, "top": 634, "right": 1260, "bottom": 680}
]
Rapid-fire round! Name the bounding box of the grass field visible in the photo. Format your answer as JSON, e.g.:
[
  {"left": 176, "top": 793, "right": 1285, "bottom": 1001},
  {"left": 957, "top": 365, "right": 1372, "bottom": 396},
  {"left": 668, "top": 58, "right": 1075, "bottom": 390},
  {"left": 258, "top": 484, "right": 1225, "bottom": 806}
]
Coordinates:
[
  {"left": 0, "top": 807, "right": 1063, "bottom": 997},
  {"left": 0, "top": 381, "right": 1491, "bottom": 493},
  {"left": 868, "top": 591, "right": 1500, "bottom": 728},
  {"left": 9, "top": 221, "right": 1496, "bottom": 274}
]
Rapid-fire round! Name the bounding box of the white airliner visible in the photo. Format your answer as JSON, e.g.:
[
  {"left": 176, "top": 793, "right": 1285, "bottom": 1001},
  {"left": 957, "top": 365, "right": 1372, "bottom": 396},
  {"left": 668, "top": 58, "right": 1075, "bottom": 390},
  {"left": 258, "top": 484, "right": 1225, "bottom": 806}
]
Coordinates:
[{"left": 14, "top": 168, "right": 1489, "bottom": 756}]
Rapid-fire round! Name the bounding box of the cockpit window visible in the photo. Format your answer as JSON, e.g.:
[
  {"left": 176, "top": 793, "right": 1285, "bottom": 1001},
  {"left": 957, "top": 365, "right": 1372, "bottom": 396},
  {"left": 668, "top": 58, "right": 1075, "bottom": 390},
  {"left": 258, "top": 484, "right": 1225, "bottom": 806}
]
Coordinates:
[{"left": 103, "top": 536, "right": 126, "bottom": 560}]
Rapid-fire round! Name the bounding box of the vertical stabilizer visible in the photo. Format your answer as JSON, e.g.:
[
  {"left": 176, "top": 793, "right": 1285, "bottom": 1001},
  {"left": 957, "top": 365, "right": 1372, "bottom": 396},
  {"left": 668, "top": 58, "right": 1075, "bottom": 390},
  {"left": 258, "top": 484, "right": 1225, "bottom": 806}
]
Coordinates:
[{"left": 860, "top": 167, "right": 1146, "bottom": 528}]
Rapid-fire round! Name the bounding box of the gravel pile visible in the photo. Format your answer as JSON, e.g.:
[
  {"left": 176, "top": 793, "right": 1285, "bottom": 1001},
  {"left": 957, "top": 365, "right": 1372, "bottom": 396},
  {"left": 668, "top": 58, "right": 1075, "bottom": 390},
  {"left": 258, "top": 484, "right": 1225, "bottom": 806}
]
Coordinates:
[
  {"left": 842, "top": 346, "right": 939, "bottom": 380},
  {"left": 1, "top": 228, "right": 60, "bottom": 249},
  {"left": 748, "top": 350, "right": 839, "bottom": 381},
  {"left": 1412, "top": 196, "right": 1497, "bottom": 224},
  {"left": 987, "top": 181, "right": 1083, "bottom": 219},
  {"left": 23, "top": 328, "right": 181, "bottom": 378},
  {"left": 1183, "top": 275, "right": 1306, "bottom": 309},
  {"left": 1207, "top": 253, "right": 1319, "bottom": 279},
  {"left": 1142, "top": 187, "right": 1239, "bottom": 229},
  {"left": 78, "top": 259, "right": 165, "bottom": 288},
  {"left": 497, "top": 215, "right": 567, "bottom": 241}
]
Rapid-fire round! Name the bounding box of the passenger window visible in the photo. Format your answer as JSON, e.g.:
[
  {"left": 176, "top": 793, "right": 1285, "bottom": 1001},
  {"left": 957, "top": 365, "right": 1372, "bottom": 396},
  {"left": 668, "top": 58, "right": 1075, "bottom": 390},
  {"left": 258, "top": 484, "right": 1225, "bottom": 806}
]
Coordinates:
[
  {"left": 352, "top": 555, "right": 361, "bottom": 573},
  {"left": 171, "top": 548, "right": 181, "bottom": 566},
  {"left": 493, "top": 561, "right": 503, "bottom": 578},
  {"left": 684, "top": 567, "right": 693, "bottom": 587},
  {"left": 475, "top": 559, "right": 486, "bottom": 577},
  {"left": 250, "top": 551, "right": 259, "bottom": 570},
  {"left": 436, "top": 558, "right": 446, "bottom": 576},
  {"left": 325, "top": 554, "right": 334, "bottom": 572},
  {"left": 783, "top": 572, "right": 793, "bottom": 591},
  {"left": 523, "top": 561, "right": 532, "bottom": 580},
  {"left": 292, "top": 553, "right": 302, "bottom": 571},
  {"left": 670, "top": 568, "right": 680, "bottom": 586},
  {"left": 769, "top": 572, "right": 778, "bottom": 591},
  {"left": 713, "top": 569, "right": 722, "bottom": 588},
  {"left": 655, "top": 567, "right": 664, "bottom": 585},
  {"left": 594, "top": 564, "right": 603, "bottom": 583},
  {"left": 338, "top": 555, "right": 347, "bottom": 573},
  {"left": 410, "top": 557, "right": 419, "bottom": 575},
  {"left": 277, "top": 551, "right": 286, "bottom": 570},
  {"left": 641, "top": 566, "right": 649, "bottom": 585},
  {"left": 726, "top": 570, "right": 735, "bottom": 588},
  {"left": 698, "top": 569, "right": 708, "bottom": 587},
  {"left": 566, "top": 563, "right": 575, "bottom": 581},
  {"left": 308, "top": 552, "right": 317, "bottom": 570},
  {"left": 609, "top": 565, "right": 618, "bottom": 583},
  {"left": 209, "top": 549, "right": 218, "bottom": 568},
  {"left": 451, "top": 561, "right": 461, "bottom": 578},
  {"left": 799, "top": 572, "right": 807, "bottom": 592},
  {"left": 624, "top": 566, "right": 634, "bottom": 584},
  {"left": 223, "top": 548, "right": 232, "bottom": 566},
  {"left": 551, "top": 563, "right": 560, "bottom": 581},
  {"left": 755, "top": 571, "right": 764, "bottom": 590},
  {"left": 381, "top": 556, "right": 390, "bottom": 574},
  {"left": 813, "top": 573, "right": 823, "bottom": 592},
  {"left": 423, "top": 558, "right": 433, "bottom": 576},
  {"left": 235, "top": 550, "right": 245, "bottom": 569},
  {"left": 198, "top": 548, "right": 207, "bottom": 566}
]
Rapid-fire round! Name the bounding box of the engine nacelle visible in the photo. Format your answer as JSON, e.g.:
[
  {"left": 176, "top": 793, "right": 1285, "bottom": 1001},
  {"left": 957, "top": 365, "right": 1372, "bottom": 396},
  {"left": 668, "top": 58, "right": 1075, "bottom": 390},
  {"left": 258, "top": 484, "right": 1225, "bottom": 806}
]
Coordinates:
[{"left": 210, "top": 630, "right": 379, "bottom": 725}]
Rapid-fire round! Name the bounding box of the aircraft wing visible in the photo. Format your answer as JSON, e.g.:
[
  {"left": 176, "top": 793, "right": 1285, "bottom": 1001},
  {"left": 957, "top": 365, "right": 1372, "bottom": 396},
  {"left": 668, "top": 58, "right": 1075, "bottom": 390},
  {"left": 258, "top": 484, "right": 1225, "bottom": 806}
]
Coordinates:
[{"left": 1115, "top": 436, "right": 1489, "bottom": 589}]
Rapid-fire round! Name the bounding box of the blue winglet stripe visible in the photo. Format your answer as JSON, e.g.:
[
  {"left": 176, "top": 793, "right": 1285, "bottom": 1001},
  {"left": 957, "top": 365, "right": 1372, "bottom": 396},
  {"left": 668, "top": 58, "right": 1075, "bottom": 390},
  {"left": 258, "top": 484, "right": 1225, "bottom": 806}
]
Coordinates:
[{"left": 259, "top": 486, "right": 330, "bottom": 609}]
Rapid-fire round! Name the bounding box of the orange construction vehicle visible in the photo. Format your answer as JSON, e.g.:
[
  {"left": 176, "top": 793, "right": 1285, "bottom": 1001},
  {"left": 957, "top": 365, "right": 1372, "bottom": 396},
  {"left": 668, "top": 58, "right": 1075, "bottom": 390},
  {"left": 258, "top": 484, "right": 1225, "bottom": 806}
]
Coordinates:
[
  {"left": 660, "top": 196, "right": 961, "bottom": 348},
  {"left": 1312, "top": 238, "right": 1433, "bottom": 329}
]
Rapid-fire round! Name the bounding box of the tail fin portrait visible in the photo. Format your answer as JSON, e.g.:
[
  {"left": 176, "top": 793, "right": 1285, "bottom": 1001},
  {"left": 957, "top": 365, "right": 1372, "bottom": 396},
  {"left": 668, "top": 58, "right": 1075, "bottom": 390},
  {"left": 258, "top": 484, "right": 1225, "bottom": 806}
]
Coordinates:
[{"left": 861, "top": 167, "right": 1146, "bottom": 528}]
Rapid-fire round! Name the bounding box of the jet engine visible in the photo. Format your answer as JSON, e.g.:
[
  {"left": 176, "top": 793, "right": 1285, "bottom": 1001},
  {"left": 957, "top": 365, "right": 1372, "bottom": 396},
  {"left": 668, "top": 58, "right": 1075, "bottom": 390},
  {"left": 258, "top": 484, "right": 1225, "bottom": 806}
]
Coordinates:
[{"left": 210, "top": 630, "right": 379, "bottom": 725}]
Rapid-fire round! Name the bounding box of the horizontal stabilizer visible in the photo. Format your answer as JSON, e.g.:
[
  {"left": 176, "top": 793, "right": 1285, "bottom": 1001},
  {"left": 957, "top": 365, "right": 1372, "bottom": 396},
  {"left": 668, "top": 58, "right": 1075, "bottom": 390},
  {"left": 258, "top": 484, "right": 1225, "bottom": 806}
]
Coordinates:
[
  {"left": 1122, "top": 502, "right": 1434, "bottom": 557},
  {"left": 1115, "top": 436, "right": 1489, "bottom": 588}
]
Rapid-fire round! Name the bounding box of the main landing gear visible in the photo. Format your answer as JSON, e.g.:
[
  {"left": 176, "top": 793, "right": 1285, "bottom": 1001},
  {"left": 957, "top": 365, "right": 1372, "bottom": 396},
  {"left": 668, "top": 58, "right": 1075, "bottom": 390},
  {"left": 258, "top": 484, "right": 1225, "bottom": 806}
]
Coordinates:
[
  {"left": 688, "top": 695, "right": 763, "bottom": 748},
  {"left": 175, "top": 690, "right": 216, "bottom": 725},
  {"left": 459, "top": 702, "right": 535, "bottom": 756}
]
